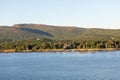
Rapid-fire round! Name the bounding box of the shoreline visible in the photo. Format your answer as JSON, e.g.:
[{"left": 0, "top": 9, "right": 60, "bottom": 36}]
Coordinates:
[{"left": 0, "top": 48, "right": 120, "bottom": 53}]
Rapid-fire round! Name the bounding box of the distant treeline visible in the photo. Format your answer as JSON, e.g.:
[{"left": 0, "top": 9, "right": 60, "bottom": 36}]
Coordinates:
[{"left": 0, "top": 38, "right": 120, "bottom": 52}]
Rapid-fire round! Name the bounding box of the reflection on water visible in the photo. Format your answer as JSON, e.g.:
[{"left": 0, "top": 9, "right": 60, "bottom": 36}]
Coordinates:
[{"left": 0, "top": 51, "right": 120, "bottom": 80}]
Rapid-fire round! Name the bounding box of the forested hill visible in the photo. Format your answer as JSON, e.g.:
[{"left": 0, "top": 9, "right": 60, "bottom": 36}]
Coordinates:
[{"left": 0, "top": 24, "right": 120, "bottom": 41}]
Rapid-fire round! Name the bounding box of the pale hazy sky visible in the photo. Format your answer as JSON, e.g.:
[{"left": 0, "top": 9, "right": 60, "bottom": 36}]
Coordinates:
[{"left": 1, "top": 0, "right": 120, "bottom": 29}]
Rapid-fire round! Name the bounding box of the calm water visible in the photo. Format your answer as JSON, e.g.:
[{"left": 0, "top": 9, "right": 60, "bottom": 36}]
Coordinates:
[{"left": 0, "top": 51, "right": 120, "bottom": 80}]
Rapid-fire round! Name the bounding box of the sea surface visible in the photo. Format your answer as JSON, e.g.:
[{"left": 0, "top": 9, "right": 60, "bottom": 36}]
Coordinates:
[{"left": 0, "top": 51, "right": 120, "bottom": 80}]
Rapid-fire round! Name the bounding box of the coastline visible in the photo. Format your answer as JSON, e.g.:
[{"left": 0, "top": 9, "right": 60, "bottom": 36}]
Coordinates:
[{"left": 0, "top": 48, "right": 120, "bottom": 53}]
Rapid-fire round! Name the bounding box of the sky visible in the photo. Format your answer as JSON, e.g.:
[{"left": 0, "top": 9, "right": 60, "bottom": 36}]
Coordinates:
[{"left": 0, "top": 0, "right": 120, "bottom": 29}]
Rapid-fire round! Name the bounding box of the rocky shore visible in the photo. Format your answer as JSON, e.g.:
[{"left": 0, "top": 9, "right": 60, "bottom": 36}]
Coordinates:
[{"left": 0, "top": 48, "right": 119, "bottom": 53}]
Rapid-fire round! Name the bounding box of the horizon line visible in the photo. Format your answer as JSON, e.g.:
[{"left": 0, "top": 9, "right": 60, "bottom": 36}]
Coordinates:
[{"left": 0, "top": 23, "right": 120, "bottom": 29}]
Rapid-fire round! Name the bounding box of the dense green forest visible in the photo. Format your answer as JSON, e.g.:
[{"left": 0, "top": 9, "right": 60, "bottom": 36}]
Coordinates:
[{"left": 0, "top": 38, "right": 120, "bottom": 52}]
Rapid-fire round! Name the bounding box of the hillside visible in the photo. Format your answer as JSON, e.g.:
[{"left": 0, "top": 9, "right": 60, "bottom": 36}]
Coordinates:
[{"left": 0, "top": 24, "right": 120, "bottom": 41}]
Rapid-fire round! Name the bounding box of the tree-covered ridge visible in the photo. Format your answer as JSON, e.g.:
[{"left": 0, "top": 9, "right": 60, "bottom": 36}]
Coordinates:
[{"left": 0, "top": 24, "right": 120, "bottom": 41}]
